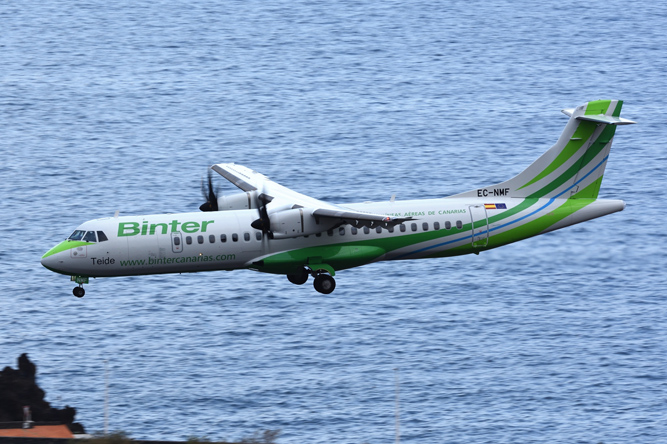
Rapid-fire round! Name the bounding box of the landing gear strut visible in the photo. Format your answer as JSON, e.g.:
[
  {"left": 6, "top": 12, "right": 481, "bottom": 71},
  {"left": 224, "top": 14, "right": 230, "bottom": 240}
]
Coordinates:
[{"left": 71, "top": 276, "right": 88, "bottom": 298}]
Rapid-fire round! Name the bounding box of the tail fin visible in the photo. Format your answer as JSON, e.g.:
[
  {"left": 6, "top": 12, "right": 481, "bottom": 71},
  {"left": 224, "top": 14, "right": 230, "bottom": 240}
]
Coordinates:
[{"left": 451, "top": 100, "right": 635, "bottom": 200}]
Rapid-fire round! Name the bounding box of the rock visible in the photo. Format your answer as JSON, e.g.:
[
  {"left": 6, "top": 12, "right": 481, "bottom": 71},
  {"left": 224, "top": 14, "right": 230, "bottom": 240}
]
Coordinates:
[
  {"left": 17, "top": 353, "right": 37, "bottom": 380},
  {"left": 0, "top": 354, "right": 86, "bottom": 433}
]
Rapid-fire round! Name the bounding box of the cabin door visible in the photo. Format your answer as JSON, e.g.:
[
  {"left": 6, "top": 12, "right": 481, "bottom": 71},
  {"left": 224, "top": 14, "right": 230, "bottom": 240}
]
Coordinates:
[
  {"left": 171, "top": 232, "right": 183, "bottom": 253},
  {"left": 469, "top": 205, "right": 489, "bottom": 248}
]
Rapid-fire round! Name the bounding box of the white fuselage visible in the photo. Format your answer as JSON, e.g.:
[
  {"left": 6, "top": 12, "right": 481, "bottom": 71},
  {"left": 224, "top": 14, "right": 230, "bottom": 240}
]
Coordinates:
[{"left": 41, "top": 196, "right": 624, "bottom": 279}]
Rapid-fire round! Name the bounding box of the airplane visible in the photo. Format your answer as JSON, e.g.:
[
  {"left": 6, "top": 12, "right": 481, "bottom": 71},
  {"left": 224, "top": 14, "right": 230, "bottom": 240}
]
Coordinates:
[{"left": 41, "top": 100, "right": 635, "bottom": 297}]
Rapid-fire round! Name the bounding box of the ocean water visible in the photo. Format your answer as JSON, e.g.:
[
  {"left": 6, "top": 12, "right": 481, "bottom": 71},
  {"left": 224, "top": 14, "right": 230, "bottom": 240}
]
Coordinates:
[{"left": 1, "top": 1, "right": 666, "bottom": 443}]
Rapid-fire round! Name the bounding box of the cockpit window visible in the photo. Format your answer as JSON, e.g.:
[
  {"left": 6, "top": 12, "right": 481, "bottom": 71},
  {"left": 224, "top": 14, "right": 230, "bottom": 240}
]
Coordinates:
[
  {"left": 83, "top": 231, "right": 97, "bottom": 242},
  {"left": 97, "top": 231, "right": 108, "bottom": 242},
  {"left": 68, "top": 230, "right": 86, "bottom": 241}
]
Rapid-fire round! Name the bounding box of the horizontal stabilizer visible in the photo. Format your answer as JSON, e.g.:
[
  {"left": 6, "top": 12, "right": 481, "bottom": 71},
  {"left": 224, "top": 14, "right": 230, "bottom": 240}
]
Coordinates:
[{"left": 561, "top": 108, "right": 635, "bottom": 125}]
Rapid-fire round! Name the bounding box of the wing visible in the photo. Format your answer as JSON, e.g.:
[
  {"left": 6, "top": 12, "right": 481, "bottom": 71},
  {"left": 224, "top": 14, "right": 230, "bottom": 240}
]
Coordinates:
[
  {"left": 211, "top": 163, "right": 413, "bottom": 237},
  {"left": 212, "top": 163, "right": 335, "bottom": 209}
]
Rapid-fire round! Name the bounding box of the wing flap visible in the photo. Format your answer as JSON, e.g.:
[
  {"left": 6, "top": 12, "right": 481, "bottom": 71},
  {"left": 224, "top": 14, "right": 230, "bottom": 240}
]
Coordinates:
[{"left": 313, "top": 208, "right": 413, "bottom": 228}]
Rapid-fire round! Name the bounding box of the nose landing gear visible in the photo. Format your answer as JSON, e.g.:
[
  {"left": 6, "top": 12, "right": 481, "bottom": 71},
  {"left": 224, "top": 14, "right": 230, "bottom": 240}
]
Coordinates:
[{"left": 70, "top": 276, "right": 88, "bottom": 298}]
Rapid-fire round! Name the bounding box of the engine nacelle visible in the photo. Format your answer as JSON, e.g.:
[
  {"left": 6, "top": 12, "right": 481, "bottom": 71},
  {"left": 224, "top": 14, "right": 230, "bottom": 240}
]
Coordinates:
[
  {"left": 270, "top": 208, "right": 337, "bottom": 239},
  {"left": 216, "top": 192, "right": 258, "bottom": 211}
]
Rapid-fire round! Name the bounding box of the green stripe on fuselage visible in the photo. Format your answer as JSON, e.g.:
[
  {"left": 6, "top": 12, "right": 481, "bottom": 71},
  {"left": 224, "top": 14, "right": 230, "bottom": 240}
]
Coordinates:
[
  {"left": 42, "top": 241, "right": 93, "bottom": 259},
  {"left": 258, "top": 180, "right": 606, "bottom": 273},
  {"left": 483, "top": 198, "right": 539, "bottom": 227},
  {"left": 437, "top": 180, "right": 605, "bottom": 258},
  {"left": 434, "top": 200, "right": 594, "bottom": 258},
  {"left": 260, "top": 198, "right": 543, "bottom": 273},
  {"left": 259, "top": 225, "right": 475, "bottom": 274}
]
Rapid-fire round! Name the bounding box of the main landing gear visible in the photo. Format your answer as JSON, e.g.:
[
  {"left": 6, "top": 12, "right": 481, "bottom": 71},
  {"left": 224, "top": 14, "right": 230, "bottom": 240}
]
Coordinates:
[
  {"left": 287, "top": 267, "right": 309, "bottom": 285},
  {"left": 286, "top": 267, "right": 336, "bottom": 294},
  {"left": 313, "top": 274, "right": 335, "bottom": 294}
]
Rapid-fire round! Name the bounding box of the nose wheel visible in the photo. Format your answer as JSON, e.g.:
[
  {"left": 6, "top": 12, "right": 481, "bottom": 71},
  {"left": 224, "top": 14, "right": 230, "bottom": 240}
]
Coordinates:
[
  {"left": 70, "top": 276, "right": 88, "bottom": 298},
  {"left": 73, "top": 286, "right": 85, "bottom": 298}
]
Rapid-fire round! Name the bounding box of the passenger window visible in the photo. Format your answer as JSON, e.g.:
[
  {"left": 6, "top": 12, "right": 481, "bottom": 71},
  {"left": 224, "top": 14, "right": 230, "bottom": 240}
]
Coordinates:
[
  {"left": 197, "top": 235, "right": 204, "bottom": 244},
  {"left": 433, "top": 222, "right": 440, "bottom": 230},
  {"left": 339, "top": 227, "right": 345, "bottom": 235},
  {"left": 220, "top": 234, "right": 227, "bottom": 243},
  {"left": 174, "top": 237, "right": 181, "bottom": 246},
  {"left": 445, "top": 221, "right": 451, "bottom": 230},
  {"left": 400, "top": 224, "right": 406, "bottom": 232},
  {"left": 256, "top": 232, "right": 262, "bottom": 241},
  {"left": 327, "top": 229, "right": 334, "bottom": 236},
  {"left": 422, "top": 222, "right": 429, "bottom": 231},
  {"left": 363, "top": 226, "right": 370, "bottom": 234},
  {"left": 456, "top": 220, "right": 463, "bottom": 229},
  {"left": 411, "top": 223, "right": 417, "bottom": 232},
  {"left": 388, "top": 226, "right": 394, "bottom": 233},
  {"left": 186, "top": 236, "right": 192, "bottom": 245},
  {"left": 316, "top": 233, "right": 322, "bottom": 237},
  {"left": 83, "top": 231, "right": 97, "bottom": 242},
  {"left": 351, "top": 227, "right": 358, "bottom": 235},
  {"left": 244, "top": 232, "right": 250, "bottom": 241},
  {"left": 209, "top": 235, "right": 215, "bottom": 243},
  {"left": 232, "top": 233, "right": 238, "bottom": 242},
  {"left": 376, "top": 226, "right": 382, "bottom": 233}
]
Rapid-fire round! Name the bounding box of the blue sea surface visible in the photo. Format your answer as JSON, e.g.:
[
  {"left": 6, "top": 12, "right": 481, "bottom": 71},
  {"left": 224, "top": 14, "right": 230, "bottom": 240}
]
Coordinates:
[{"left": 1, "top": 1, "right": 666, "bottom": 443}]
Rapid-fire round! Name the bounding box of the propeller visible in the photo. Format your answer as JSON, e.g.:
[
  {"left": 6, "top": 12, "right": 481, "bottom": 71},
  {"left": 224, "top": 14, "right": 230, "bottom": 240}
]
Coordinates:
[
  {"left": 199, "top": 170, "right": 219, "bottom": 212},
  {"left": 250, "top": 191, "right": 274, "bottom": 238}
]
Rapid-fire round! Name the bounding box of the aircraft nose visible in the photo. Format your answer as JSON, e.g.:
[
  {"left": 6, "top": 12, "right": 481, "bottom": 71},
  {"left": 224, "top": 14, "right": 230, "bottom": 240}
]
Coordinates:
[
  {"left": 41, "top": 250, "right": 60, "bottom": 271},
  {"left": 41, "top": 242, "right": 69, "bottom": 274}
]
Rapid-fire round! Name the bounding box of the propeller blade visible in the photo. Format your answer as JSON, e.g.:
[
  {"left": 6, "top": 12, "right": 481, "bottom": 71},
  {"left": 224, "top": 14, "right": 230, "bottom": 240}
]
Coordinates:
[
  {"left": 252, "top": 187, "right": 273, "bottom": 238},
  {"left": 199, "top": 170, "right": 219, "bottom": 212}
]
